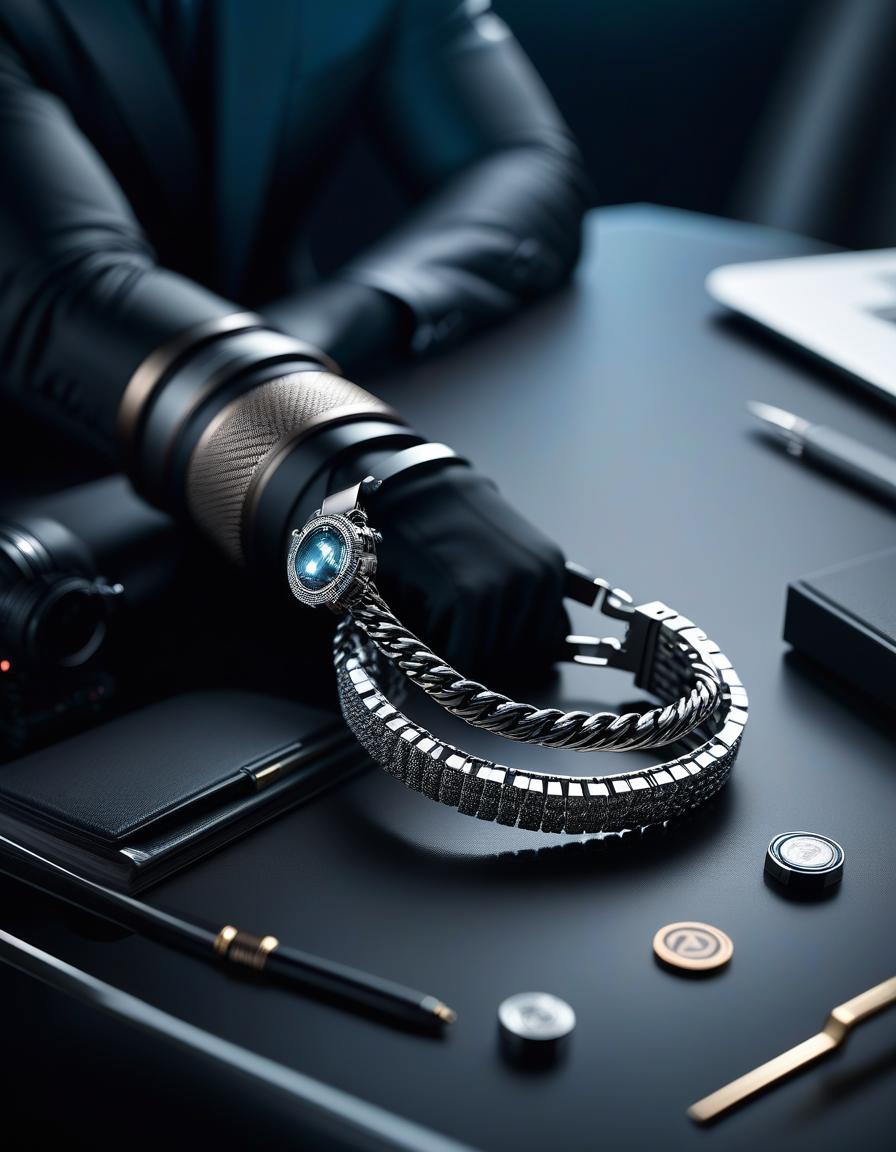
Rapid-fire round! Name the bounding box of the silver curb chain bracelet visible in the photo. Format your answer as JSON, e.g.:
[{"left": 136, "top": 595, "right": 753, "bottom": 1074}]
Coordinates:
[{"left": 287, "top": 477, "right": 748, "bottom": 834}]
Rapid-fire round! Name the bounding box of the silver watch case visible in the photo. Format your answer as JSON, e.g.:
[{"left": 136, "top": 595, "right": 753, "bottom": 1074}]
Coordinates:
[{"left": 286, "top": 512, "right": 378, "bottom": 610}]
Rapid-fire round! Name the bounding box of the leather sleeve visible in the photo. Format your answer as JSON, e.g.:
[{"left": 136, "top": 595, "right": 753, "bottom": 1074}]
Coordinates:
[
  {"left": 341, "top": 0, "right": 591, "bottom": 356},
  {"left": 0, "top": 38, "right": 235, "bottom": 454}
]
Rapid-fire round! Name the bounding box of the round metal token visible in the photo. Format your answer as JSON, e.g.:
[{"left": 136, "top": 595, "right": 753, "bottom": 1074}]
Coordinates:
[
  {"left": 765, "top": 831, "right": 844, "bottom": 890},
  {"left": 498, "top": 992, "right": 575, "bottom": 1065},
  {"left": 653, "top": 921, "right": 734, "bottom": 973}
]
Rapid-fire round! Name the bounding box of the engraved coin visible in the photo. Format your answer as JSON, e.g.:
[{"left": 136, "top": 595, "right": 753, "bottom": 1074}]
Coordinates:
[
  {"left": 499, "top": 992, "right": 576, "bottom": 1041},
  {"left": 780, "top": 835, "right": 835, "bottom": 869},
  {"left": 653, "top": 921, "right": 734, "bottom": 972},
  {"left": 765, "top": 831, "right": 844, "bottom": 890},
  {"left": 498, "top": 992, "right": 575, "bottom": 1065}
]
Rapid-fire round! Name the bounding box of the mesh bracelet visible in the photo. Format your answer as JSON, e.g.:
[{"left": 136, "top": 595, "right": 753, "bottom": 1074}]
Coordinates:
[
  {"left": 286, "top": 478, "right": 747, "bottom": 829},
  {"left": 334, "top": 617, "right": 746, "bottom": 833}
]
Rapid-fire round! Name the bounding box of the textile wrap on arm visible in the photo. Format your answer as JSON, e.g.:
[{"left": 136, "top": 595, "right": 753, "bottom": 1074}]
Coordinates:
[
  {"left": 0, "top": 36, "right": 239, "bottom": 454},
  {"left": 186, "top": 372, "right": 395, "bottom": 564}
]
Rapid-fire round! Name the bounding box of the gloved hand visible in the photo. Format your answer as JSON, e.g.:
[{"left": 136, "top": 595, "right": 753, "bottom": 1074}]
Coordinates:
[{"left": 361, "top": 462, "right": 569, "bottom": 684}]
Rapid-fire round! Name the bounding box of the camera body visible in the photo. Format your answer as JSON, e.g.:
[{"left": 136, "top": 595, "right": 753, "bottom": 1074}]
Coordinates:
[
  {"left": 0, "top": 477, "right": 182, "bottom": 758},
  {"left": 0, "top": 470, "right": 339, "bottom": 760},
  {"left": 0, "top": 515, "right": 121, "bottom": 754}
]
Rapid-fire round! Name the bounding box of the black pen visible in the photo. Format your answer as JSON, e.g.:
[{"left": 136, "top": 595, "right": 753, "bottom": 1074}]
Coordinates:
[
  {"left": 748, "top": 401, "right": 896, "bottom": 508},
  {"left": 0, "top": 833, "right": 456, "bottom": 1032},
  {"left": 0, "top": 929, "right": 470, "bottom": 1152}
]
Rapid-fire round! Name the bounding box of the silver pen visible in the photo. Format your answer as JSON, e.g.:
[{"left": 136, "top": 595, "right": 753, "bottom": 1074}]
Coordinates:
[{"left": 748, "top": 401, "right": 896, "bottom": 508}]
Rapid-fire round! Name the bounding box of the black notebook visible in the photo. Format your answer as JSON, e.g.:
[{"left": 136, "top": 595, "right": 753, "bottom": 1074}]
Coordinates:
[
  {"left": 784, "top": 546, "right": 896, "bottom": 710},
  {"left": 0, "top": 691, "right": 361, "bottom": 892}
]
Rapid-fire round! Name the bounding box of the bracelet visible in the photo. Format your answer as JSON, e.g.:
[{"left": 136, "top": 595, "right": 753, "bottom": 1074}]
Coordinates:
[
  {"left": 287, "top": 480, "right": 747, "bottom": 830},
  {"left": 335, "top": 620, "right": 742, "bottom": 833},
  {"left": 351, "top": 581, "right": 721, "bottom": 752}
]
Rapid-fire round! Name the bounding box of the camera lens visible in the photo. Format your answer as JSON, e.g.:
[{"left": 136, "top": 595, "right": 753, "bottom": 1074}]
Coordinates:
[
  {"left": 0, "top": 521, "right": 114, "bottom": 673},
  {"left": 1, "top": 575, "right": 109, "bottom": 671},
  {"left": 31, "top": 578, "right": 108, "bottom": 668}
]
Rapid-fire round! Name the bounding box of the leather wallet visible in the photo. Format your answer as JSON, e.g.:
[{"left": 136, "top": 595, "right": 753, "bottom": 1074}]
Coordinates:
[{"left": 0, "top": 690, "right": 359, "bottom": 891}]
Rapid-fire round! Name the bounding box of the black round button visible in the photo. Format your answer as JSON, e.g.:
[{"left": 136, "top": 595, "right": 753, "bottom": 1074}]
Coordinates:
[{"left": 765, "top": 831, "right": 844, "bottom": 890}]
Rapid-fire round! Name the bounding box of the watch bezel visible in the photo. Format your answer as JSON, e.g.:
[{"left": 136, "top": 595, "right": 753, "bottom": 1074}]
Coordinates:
[{"left": 287, "top": 513, "right": 364, "bottom": 608}]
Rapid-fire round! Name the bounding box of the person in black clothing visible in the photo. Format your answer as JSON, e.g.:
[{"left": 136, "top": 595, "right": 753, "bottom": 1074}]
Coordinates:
[{"left": 0, "top": 0, "right": 588, "bottom": 674}]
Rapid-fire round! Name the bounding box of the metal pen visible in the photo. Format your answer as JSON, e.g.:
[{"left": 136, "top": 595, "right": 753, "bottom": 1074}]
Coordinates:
[{"left": 748, "top": 401, "right": 896, "bottom": 508}]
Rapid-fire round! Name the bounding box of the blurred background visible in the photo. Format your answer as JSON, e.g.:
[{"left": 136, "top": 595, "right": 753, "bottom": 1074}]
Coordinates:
[
  {"left": 312, "top": 0, "right": 896, "bottom": 270},
  {"left": 6, "top": 0, "right": 896, "bottom": 493}
]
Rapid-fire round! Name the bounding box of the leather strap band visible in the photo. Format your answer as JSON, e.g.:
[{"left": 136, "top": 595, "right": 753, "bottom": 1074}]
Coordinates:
[
  {"left": 321, "top": 444, "right": 469, "bottom": 518},
  {"left": 244, "top": 418, "right": 420, "bottom": 568}
]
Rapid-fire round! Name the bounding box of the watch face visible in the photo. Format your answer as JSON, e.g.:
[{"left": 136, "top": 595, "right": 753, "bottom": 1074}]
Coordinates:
[
  {"left": 294, "top": 524, "right": 348, "bottom": 592},
  {"left": 287, "top": 514, "right": 362, "bottom": 608}
]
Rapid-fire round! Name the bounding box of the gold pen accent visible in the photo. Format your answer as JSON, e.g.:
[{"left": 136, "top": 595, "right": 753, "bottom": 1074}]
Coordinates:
[
  {"left": 247, "top": 729, "right": 349, "bottom": 790},
  {"left": 213, "top": 924, "right": 238, "bottom": 957},
  {"left": 688, "top": 975, "right": 896, "bottom": 1123},
  {"left": 214, "top": 925, "right": 279, "bottom": 970},
  {"left": 252, "top": 758, "right": 291, "bottom": 788}
]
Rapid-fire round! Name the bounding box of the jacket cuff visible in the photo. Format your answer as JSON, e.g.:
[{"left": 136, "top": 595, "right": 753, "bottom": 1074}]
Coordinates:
[{"left": 342, "top": 233, "right": 563, "bottom": 357}]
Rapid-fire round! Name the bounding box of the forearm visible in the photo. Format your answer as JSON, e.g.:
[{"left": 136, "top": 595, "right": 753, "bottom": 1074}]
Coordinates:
[
  {"left": 352, "top": 0, "right": 590, "bottom": 356},
  {"left": 0, "top": 40, "right": 234, "bottom": 454},
  {"left": 1, "top": 250, "right": 238, "bottom": 454},
  {"left": 260, "top": 278, "right": 413, "bottom": 375},
  {"left": 0, "top": 40, "right": 417, "bottom": 564},
  {"left": 341, "top": 141, "right": 587, "bottom": 354}
]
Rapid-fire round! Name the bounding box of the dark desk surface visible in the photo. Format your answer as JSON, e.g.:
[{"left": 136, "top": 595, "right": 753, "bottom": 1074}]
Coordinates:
[{"left": 3, "top": 206, "right": 895, "bottom": 1150}]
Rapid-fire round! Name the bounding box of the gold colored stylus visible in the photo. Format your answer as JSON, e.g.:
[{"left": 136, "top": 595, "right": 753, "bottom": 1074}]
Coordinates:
[{"left": 688, "top": 974, "right": 896, "bottom": 1123}]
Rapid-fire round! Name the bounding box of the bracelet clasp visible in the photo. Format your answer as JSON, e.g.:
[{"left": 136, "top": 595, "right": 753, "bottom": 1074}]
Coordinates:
[{"left": 563, "top": 562, "right": 668, "bottom": 685}]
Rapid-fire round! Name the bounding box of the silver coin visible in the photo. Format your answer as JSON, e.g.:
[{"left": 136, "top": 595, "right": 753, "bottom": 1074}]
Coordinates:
[
  {"left": 498, "top": 992, "right": 576, "bottom": 1043},
  {"left": 779, "top": 834, "right": 836, "bottom": 870}
]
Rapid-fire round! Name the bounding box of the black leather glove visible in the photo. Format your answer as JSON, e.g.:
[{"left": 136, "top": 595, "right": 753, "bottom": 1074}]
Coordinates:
[
  {"left": 356, "top": 461, "right": 569, "bottom": 684},
  {"left": 262, "top": 280, "right": 412, "bottom": 376}
]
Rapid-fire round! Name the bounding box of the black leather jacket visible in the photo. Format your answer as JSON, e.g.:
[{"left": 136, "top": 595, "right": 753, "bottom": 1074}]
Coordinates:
[{"left": 0, "top": 0, "right": 589, "bottom": 455}]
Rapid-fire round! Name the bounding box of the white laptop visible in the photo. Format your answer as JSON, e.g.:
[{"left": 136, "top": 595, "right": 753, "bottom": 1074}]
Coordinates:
[{"left": 706, "top": 248, "right": 896, "bottom": 406}]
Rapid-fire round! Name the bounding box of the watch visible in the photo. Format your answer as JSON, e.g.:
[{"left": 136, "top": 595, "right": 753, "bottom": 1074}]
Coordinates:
[{"left": 287, "top": 476, "right": 748, "bottom": 832}]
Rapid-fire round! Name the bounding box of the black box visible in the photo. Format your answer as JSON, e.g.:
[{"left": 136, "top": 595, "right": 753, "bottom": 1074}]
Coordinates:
[{"left": 784, "top": 546, "right": 896, "bottom": 710}]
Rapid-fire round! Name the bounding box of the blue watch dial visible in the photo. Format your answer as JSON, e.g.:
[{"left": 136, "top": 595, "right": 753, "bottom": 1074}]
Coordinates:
[{"left": 293, "top": 525, "right": 348, "bottom": 592}]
